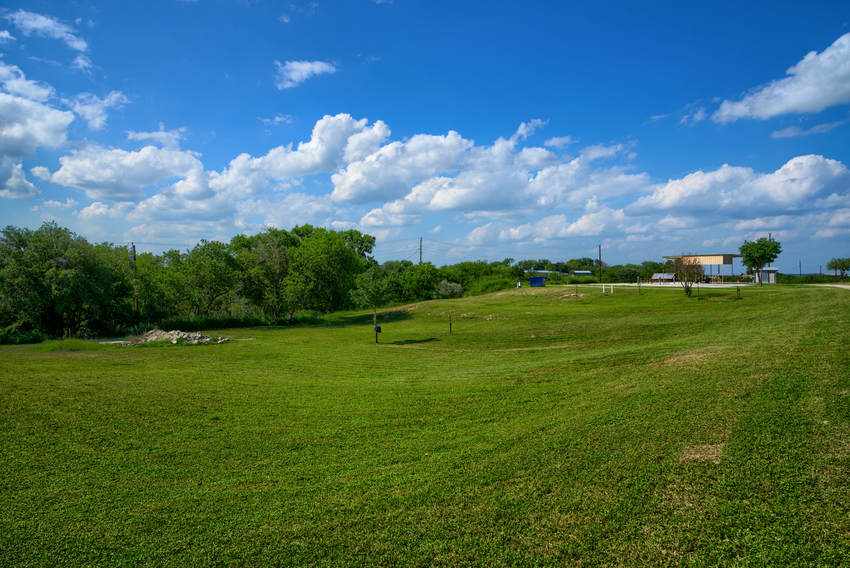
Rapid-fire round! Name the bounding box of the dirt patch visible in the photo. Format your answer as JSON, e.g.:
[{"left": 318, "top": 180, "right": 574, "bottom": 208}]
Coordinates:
[
  {"left": 559, "top": 293, "right": 586, "bottom": 299},
  {"left": 680, "top": 443, "right": 724, "bottom": 464},
  {"left": 680, "top": 422, "right": 735, "bottom": 465}
]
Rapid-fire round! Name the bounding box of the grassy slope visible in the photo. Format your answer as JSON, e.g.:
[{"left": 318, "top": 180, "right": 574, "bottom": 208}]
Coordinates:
[{"left": 1, "top": 285, "right": 848, "bottom": 566}]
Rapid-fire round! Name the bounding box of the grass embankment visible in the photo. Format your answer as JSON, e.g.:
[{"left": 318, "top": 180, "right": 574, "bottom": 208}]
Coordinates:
[{"left": 1, "top": 285, "right": 848, "bottom": 566}]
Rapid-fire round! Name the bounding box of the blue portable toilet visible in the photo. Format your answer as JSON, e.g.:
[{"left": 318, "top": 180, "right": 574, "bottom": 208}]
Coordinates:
[{"left": 529, "top": 277, "right": 545, "bottom": 287}]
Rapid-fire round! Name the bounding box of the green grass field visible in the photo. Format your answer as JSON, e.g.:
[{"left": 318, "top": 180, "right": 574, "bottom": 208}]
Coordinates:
[{"left": 1, "top": 284, "right": 848, "bottom": 566}]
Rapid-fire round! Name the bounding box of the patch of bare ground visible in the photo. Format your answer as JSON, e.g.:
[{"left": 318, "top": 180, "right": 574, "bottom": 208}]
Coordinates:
[
  {"left": 559, "top": 292, "right": 586, "bottom": 300},
  {"left": 680, "top": 423, "right": 734, "bottom": 465},
  {"left": 680, "top": 443, "right": 724, "bottom": 464}
]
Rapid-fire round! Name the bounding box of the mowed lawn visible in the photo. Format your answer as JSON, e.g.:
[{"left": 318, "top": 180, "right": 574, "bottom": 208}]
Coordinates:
[{"left": 1, "top": 285, "right": 848, "bottom": 566}]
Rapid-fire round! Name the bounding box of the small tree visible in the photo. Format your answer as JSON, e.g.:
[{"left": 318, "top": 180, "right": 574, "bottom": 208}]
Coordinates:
[
  {"left": 350, "top": 267, "right": 391, "bottom": 344},
  {"left": 827, "top": 258, "right": 849, "bottom": 282},
  {"left": 739, "top": 238, "right": 782, "bottom": 286},
  {"left": 674, "top": 254, "right": 703, "bottom": 297}
]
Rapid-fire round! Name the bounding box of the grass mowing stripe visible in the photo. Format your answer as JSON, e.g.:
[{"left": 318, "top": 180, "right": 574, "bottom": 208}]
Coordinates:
[{"left": 1, "top": 285, "right": 848, "bottom": 566}]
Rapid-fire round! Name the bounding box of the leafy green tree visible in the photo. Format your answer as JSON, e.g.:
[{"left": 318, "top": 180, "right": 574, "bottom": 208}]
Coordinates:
[
  {"left": 617, "top": 265, "right": 640, "bottom": 283},
  {"left": 440, "top": 260, "right": 496, "bottom": 289},
  {"left": 639, "top": 261, "right": 666, "bottom": 279},
  {"left": 0, "top": 222, "right": 134, "bottom": 338},
  {"left": 231, "top": 228, "right": 301, "bottom": 321},
  {"left": 287, "top": 228, "right": 365, "bottom": 315},
  {"left": 340, "top": 229, "right": 376, "bottom": 261},
  {"left": 827, "top": 258, "right": 849, "bottom": 282},
  {"left": 350, "top": 266, "right": 392, "bottom": 342},
  {"left": 133, "top": 251, "right": 181, "bottom": 325},
  {"left": 291, "top": 224, "right": 316, "bottom": 241},
  {"left": 184, "top": 240, "right": 240, "bottom": 315},
  {"left": 739, "top": 238, "right": 782, "bottom": 286},
  {"left": 566, "top": 257, "right": 596, "bottom": 273},
  {"left": 511, "top": 259, "right": 535, "bottom": 278},
  {"left": 398, "top": 262, "right": 440, "bottom": 302}
]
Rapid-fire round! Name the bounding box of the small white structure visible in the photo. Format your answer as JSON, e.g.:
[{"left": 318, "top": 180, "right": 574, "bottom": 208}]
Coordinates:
[{"left": 759, "top": 268, "right": 778, "bottom": 284}]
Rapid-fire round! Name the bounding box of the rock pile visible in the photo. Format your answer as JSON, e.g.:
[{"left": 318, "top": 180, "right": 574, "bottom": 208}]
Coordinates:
[{"left": 140, "top": 329, "right": 230, "bottom": 345}]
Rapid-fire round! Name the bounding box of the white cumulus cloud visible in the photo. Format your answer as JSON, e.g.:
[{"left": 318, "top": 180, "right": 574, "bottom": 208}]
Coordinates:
[
  {"left": 211, "top": 113, "right": 371, "bottom": 195},
  {"left": 713, "top": 33, "right": 850, "bottom": 123},
  {"left": 0, "top": 91, "right": 74, "bottom": 198},
  {"left": 0, "top": 61, "right": 54, "bottom": 102},
  {"left": 50, "top": 144, "right": 206, "bottom": 202},
  {"left": 331, "top": 131, "right": 474, "bottom": 204},
  {"left": 0, "top": 162, "right": 39, "bottom": 199},
  {"left": 627, "top": 155, "right": 850, "bottom": 217}
]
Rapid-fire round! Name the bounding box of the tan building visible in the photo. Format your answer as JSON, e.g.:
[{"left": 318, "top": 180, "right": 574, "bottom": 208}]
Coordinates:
[{"left": 662, "top": 254, "right": 743, "bottom": 282}]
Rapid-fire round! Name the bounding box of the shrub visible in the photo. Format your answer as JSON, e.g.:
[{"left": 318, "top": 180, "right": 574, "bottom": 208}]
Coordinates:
[
  {"left": 436, "top": 280, "right": 463, "bottom": 298},
  {"left": 467, "top": 278, "right": 515, "bottom": 296},
  {"left": 566, "top": 276, "right": 598, "bottom": 284},
  {"left": 0, "top": 328, "right": 49, "bottom": 345}
]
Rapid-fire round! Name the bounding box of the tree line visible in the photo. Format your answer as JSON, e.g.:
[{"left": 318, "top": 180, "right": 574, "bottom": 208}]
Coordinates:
[{"left": 3, "top": 222, "right": 843, "bottom": 343}]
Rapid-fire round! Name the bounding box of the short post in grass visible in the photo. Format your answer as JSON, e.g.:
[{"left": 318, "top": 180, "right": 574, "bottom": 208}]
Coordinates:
[{"left": 449, "top": 314, "right": 452, "bottom": 334}]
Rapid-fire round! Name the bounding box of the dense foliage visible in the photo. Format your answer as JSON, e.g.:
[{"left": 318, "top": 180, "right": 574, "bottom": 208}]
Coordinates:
[
  {"left": 3, "top": 222, "right": 834, "bottom": 343},
  {"left": 0, "top": 223, "right": 375, "bottom": 342}
]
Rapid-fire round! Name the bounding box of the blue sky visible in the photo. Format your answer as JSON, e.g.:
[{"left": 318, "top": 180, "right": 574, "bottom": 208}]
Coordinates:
[{"left": 2, "top": 1, "right": 849, "bottom": 273}]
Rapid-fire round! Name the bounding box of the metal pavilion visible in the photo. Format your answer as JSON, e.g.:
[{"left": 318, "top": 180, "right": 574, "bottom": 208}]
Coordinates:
[{"left": 662, "top": 254, "right": 744, "bottom": 283}]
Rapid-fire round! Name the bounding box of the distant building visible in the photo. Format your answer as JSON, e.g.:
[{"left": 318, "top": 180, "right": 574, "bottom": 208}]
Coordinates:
[
  {"left": 573, "top": 270, "right": 593, "bottom": 276},
  {"left": 760, "top": 268, "right": 778, "bottom": 284},
  {"left": 650, "top": 273, "right": 676, "bottom": 283}
]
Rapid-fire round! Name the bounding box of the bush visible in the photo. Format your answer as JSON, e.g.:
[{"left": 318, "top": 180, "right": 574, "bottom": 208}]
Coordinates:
[
  {"left": 0, "top": 328, "right": 49, "bottom": 345},
  {"left": 467, "top": 278, "right": 515, "bottom": 296},
  {"left": 777, "top": 273, "right": 834, "bottom": 284},
  {"left": 566, "top": 276, "right": 598, "bottom": 284},
  {"left": 436, "top": 280, "right": 463, "bottom": 298}
]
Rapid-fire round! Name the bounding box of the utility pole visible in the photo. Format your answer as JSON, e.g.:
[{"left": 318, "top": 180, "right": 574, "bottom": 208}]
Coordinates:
[
  {"left": 799, "top": 261, "right": 801, "bottom": 278},
  {"left": 768, "top": 232, "right": 771, "bottom": 267},
  {"left": 131, "top": 243, "right": 138, "bottom": 315},
  {"left": 419, "top": 237, "right": 422, "bottom": 265},
  {"left": 598, "top": 245, "right": 602, "bottom": 283}
]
